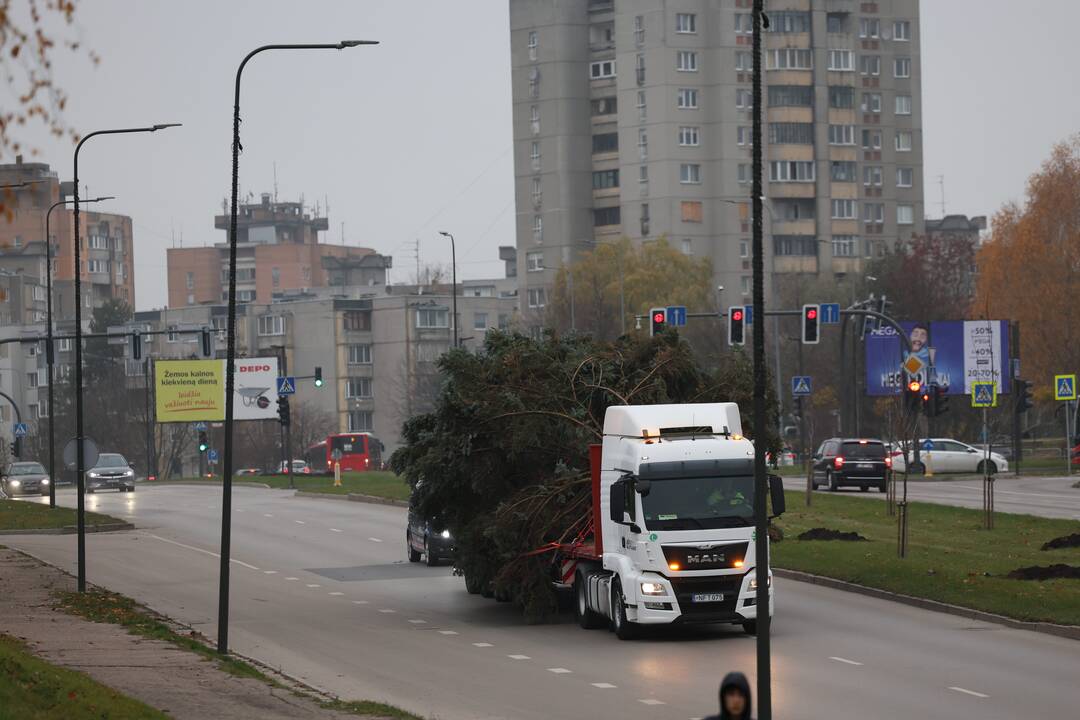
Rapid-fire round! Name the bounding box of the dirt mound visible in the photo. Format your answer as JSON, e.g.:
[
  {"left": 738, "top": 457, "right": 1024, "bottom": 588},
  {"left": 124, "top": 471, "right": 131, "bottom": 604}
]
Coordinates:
[
  {"left": 1006, "top": 564, "right": 1080, "bottom": 581},
  {"left": 1042, "top": 533, "right": 1080, "bottom": 551},
  {"left": 797, "top": 528, "right": 868, "bottom": 542}
]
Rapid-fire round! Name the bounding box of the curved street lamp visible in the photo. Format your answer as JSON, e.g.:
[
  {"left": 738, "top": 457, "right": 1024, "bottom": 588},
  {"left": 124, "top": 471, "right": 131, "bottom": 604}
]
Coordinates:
[{"left": 438, "top": 231, "right": 457, "bottom": 347}]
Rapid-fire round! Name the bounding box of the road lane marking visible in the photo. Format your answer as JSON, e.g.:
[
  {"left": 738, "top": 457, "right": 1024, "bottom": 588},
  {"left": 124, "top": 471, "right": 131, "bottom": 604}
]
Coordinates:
[
  {"left": 638, "top": 699, "right": 665, "bottom": 706},
  {"left": 948, "top": 686, "right": 989, "bottom": 698},
  {"left": 408, "top": 619, "right": 427, "bottom": 624},
  {"left": 352, "top": 600, "right": 369, "bottom": 605},
  {"left": 507, "top": 655, "right": 530, "bottom": 660},
  {"left": 829, "top": 656, "right": 863, "bottom": 666},
  {"left": 328, "top": 592, "right": 344, "bottom": 596},
  {"left": 147, "top": 535, "right": 258, "bottom": 570},
  {"left": 591, "top": 683, "right": 617, "bottom": 689},
  {"left": 367, "top": 537, "right": 382, "bottom": 543},
  {"left": 547, "top": 668, "right": 572, "bottom": 674},
  {"left": 263, "top": 570, "right": 277, "bottom": 575},
  {"left": 233, "top": 559, "right": 260, "bottom": 571},
  {"left": 330, "top": 528, "right": 343, "bottom": 533},
  {"left": 379, "top": 609, "right": 396, "bottom": 614},
  {"left": 263, "top": 513, "right": 274, "bottom": 518},
  {"left": 438, "top": 630, "right": 459, "bottom": 635},
  {"left": 294, "top": 520, "right": 306, "bottom": 525},
  {"left": 285, "top": 577, "right": 298, "bottom": 581},
  {"left": 306, "top": 583, "right": 321, "bottom": 588},
  {"left": 472, "top": 643, "right": 493, "bottom": 648}
]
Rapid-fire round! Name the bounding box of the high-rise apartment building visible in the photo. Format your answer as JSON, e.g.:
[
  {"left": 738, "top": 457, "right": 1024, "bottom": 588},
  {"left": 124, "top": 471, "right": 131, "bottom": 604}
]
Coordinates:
[{"left": 510, "top": 0, "right": 923, "bottom": 321}]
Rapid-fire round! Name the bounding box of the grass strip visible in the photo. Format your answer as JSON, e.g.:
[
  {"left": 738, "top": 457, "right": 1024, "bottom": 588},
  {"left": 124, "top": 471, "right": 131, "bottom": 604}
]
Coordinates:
[
  {"left": 0, "top": 631, "right": 167, "bottom": 720},
  {"left": 773, "top": 490, "right": 1080, "bottom": 625},
  {"left": 161, "top": 471, "right": 410, "bottom": 501},
  {"left": 0, "top": 500, "right": 125, "bottom": 532}
]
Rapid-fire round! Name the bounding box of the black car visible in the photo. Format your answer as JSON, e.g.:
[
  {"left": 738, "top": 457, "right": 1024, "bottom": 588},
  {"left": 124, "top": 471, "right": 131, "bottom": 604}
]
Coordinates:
[
  {"left": 86, "top": 453, "right": 136, "bottom": 493},
  {"left": 1, "top": 461, "right": 51, "bottom": 497},
  {"left": 812, "top": 438, "right": 889, "bottom": 492},
  {"left": 406, "top": 506, "right": 453, "bottom": 567}
]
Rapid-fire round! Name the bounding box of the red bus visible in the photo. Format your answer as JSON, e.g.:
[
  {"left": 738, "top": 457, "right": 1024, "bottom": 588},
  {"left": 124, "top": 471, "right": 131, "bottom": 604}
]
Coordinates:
[{"left": 304, "top": 433, "right": 383, "bottom": 474}]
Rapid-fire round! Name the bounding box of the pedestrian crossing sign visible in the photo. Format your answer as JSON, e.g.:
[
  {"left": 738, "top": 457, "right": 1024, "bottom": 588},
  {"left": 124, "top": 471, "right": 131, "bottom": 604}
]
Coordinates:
[
  {"left": 1055, "top": 374, "right": 1076, "bottom": 401},
  {"left": 791, "top": 375, "right": 812, "bottom": 397},
  {"left": 971, "top": 382, "right": 997, "bottom": 408}
]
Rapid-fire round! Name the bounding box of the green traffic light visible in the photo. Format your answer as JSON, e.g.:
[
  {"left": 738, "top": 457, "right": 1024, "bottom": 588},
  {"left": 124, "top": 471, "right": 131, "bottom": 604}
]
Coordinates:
[{"left": 314, "top": 378, "right": 323, "bottom": 388}]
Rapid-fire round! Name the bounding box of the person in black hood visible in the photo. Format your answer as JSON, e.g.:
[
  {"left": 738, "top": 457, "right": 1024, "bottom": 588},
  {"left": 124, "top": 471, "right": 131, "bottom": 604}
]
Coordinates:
[{"left": 703, "top": 671, "right": 754, "bottom": 720}]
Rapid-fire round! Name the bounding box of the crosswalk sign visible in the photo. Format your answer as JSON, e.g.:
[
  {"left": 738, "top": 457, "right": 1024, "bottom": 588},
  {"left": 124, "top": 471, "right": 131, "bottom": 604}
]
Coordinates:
[
  {"left": 971, "top": 382, "right": 996, "bottom": 408},
  {"left": 791, "top": 376, "right": 812, "bottom": 397},
  {"left": 1055, "top": 374, "right": 1076, "bottom": 401},
  {"left": 12, "top": 422, "right": 28, "bottom": 437},
  {"left": 276, "top": 376, "right": 296, "bottom": 395}
]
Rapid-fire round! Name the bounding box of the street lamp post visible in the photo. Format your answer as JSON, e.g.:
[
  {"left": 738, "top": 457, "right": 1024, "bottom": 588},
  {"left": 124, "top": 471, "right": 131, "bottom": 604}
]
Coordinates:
[
  {"left": 218, "top": 41, "right": 377, "bottom": 656},
  {"left": 73, "top": 124, "right": 179, "bottom": 593},
  {"left": 438, "top": 231, "right": 457, "bottom": 347},
  {"left": 44, "top": 195, "right": 114, "bottom": 509}
]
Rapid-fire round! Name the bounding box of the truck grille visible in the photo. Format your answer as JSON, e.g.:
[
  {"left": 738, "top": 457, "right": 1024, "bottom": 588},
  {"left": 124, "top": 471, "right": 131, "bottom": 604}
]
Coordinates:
[
  {"left": 666, "top": 574, "right": 743, "bottom": 616},
  {"left": 662, "top": 541, "right": 748, "bottom": 571}
]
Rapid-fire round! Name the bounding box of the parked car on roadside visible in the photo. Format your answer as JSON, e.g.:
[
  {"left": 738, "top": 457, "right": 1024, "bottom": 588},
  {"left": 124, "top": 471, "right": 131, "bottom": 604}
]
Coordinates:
[
  {"left": 86, "top": 453, "right": 136, "bottom": 493},
  {"left": 235, "top": 468, "right": 264, "bottom": 476},
  {"left": 278, "top": 459, "right": 312, "bottom": 474},
  {"left": 1, "top": 461, "right": 51, "bottom": 497},
  {"left": 811, "top": 438, "right": 890, "bottom": 492},
  {"left": 891, "top": 438, "right": 1008, "bottom": 475}
]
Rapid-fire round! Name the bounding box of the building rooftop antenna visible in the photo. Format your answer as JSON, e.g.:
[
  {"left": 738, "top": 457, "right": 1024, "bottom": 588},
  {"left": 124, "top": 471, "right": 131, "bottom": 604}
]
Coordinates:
[
  {"left": 937, "top": 175, "right": 947, "bottom": 217},
  {"left": 273, "top": 161, "right": 278, "bottom": 203}
]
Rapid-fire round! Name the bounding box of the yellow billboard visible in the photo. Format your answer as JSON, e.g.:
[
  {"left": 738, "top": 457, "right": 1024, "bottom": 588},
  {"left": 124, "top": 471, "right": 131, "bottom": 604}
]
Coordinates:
[{"left": 155, "top": 360, "right": 225, "bottom": 422}]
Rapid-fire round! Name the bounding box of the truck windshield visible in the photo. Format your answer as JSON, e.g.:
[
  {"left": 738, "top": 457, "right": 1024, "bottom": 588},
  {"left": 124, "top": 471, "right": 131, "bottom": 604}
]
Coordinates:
[{"left": 641, "top": 475, "right": 755, "bottom": 530}]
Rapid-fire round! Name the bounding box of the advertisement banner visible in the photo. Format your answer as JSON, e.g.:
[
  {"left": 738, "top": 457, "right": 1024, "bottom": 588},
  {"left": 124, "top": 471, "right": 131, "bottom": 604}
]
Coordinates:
[
  {"left": 155, "top": 357, "right": 280, "bottom": 422},
  {"left": 864, "top": 320, "right": 1010, "bottom": 396},
  {"left": 155, "top": 360, "right": 225, "bottom": 422}
]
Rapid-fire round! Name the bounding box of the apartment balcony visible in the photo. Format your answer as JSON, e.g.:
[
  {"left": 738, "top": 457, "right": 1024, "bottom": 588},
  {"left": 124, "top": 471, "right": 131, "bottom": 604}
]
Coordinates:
[
  {"left": 774, "top": 256, "right": 818, "bottom": 274},
  {"left": 772, "top": 219, "right": 816, "bottom": 236},
  {"left": 769, "top": 182, "right": 816, "bottom": 199},
  {"left": 831, "top": 256, "right": 864, "bottom": 275}
]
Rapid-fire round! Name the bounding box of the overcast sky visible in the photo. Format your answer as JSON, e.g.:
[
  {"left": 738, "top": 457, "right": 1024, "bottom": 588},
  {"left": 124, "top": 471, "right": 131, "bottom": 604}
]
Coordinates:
[{"left": 11, "top": 0, "right": 1080, "bottom": 311}]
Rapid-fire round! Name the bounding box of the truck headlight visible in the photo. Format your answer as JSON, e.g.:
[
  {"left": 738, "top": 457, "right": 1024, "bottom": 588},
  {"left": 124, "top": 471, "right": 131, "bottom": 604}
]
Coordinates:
[
  {"left": 10, "top": 480, "right": 20, "bottom": 487},
  {"left": 640, "top": 581, "right": 666, "bottom": 596},
  {"left": 124, "top": 470, "right": 134, "bottom": 477},
  {"left": 87, "top": 472, "right": 101, "bottom": 479},
  {"left": 41, "top": 479, "right": 50, "bottom": 485},
  {"left": 749, "top": 575, "right": 772, "bottom": 590},
  {"left": 440, "top": 530, "right": 451, "bottom": 539}
]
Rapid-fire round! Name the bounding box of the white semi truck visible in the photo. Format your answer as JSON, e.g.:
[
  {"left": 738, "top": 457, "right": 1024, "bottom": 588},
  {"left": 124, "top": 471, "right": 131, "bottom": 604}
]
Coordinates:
[{"left": 562, "top": 402, "right": 785, "bottom": 639}]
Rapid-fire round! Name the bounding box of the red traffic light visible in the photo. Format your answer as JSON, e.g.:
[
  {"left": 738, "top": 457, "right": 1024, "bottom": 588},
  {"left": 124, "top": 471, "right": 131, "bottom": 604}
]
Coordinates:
[
  {"left": 907, "top": 380, "right": 921, "bottom": 393},
  {"left": 806, "top": 308, "right": 818, "bottom": 320},
  {"left": 732, "top": 309, "right": 744, "bottom": 322},
  {"left": 653, "top": 312, "right": 665, "bottom": 323}
]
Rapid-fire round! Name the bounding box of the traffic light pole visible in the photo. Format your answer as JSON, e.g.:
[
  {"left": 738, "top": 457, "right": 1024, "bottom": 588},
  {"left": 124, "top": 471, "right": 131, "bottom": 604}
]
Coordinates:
[{"left": 0, "top": 391, "right": 23, "bottom": 458}]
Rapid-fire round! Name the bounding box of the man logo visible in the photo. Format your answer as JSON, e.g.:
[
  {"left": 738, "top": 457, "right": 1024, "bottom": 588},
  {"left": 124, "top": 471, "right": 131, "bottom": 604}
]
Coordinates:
[{"left": 686, "top": 553, "right": 726, "bottom": 565}]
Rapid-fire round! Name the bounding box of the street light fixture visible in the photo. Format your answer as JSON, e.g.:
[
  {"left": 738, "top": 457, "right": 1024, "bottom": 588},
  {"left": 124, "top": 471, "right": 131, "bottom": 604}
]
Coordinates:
[
  {"left": 218, "top": 40, "right": 378, "bottom": 656},
  {"left": 438, "top": 231, "right": 457, "bottom": 347},
  {"left": 73, "top": 123, "right": 180, "bottom": 593},
  {"left": 43, "top": 194, "right": 114, "bottom": 509}
]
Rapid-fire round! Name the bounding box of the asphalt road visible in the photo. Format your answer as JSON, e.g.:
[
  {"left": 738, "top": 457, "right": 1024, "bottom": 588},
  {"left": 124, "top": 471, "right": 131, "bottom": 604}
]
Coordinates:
[
  {"left": 4, "top": 485, "right": 1079, "bottom": 720},
  {"left": 782, "top": 473, "right": 1080, "bottom": 520}
]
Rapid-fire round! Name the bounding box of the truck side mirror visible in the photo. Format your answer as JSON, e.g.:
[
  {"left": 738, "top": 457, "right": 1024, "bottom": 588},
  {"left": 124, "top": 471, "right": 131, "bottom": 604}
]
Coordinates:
[
  {"left": 635, "top": 478, "right": 651, "bottom": 497},
  {"left": 609, "top": 479, "right": 625, "bottom": 524},
  {"left": 768, "top": 474, "right": 786, "bottom": 517}
]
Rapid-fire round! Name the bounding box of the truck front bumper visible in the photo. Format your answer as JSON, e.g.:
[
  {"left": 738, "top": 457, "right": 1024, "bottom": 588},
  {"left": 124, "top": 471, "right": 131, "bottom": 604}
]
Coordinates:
[{"left": 627, "top": 569, "right": 773, "bottom": 625}]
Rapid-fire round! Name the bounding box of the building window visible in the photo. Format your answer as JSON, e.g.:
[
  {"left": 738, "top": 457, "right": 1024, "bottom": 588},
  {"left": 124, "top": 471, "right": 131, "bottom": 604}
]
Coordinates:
[
  {"left": 897, "top": 205, "right": 915, "bottom": 225},
  {"left": 828, "top": 124, "right": 856, "bottom": 145},
  {"left": 680, "top": 163, "right": 701, "bottom": 184},
  {"left": 592, "top": 132, "right": 618, "bottom": 154},
  {"left": 416, "top": 308, "right": 449, "bottom": 329},
  {"left": 828, "top": 86, "right": 855, "bottom": 109},
  {"left": 186, "top": 272, "right": 194, "bottom": 290},
  {"left": 896, "top": 167, "right": 914, "bottom": 188},
  {"left": 88, "top": 259, "right": 110, "bottom": 274},
  {"left": 831, "top": 161, "right": 858, "bottom": 182},
  {"left": 739, "top": 240, "right": 750, "bottom": 258},
  {"left": 738, "top": 164, "right": 750, "bottom": 184},
  {"left": 895, "top": 95, "right": 912, "bottom": 115},
  {"left": 347, "top": 411, "right": 373, "bottom": 432},
  {"left": 676, "top": 51, "right": 698, "bottom": 72},
  {"left": 526, "top": 251, "right": 544, "bottom": 272},
  {"left": 634, "top": 14, "right": 644, "bottom": 45},
  {"left": 57, "top": 338, "right": 71, "bottom": 352},
  {"left": 677, "top": 88, "right": 698, "bottom": 109},
  {"left": 862, "top": 129, "right": 882, "bottom": 150},
  {"left": 861, "top": 93, "right": 882, "bottom": 113},
  {"left": 638, "top": 129, "right": 648, "bottom": 159},
  {"left": 737, "top": 126, "right": 751, "bottom": 146},
  {"left": 863, "top": 203, "right": 885, "bottom": 224},
  {"left": 770, "top": 161, "right": 815, "bottom": 182},
  {"left": 527, "top": 287, "right": 546, "bottom": 309},
  {"left": 636, "top": 89, "right": 647, "bottom": 121},
  {"left": 592, "top": 169, "right": 620, "bottom": 190},
  {"left": 343, "top": 310, "right": 371, "bottom": 331},
  {"left": 894, "top": 21, "right": 911, "bottom": 41},
  {"left": 896, "top": 130, "right": 913, "bottom": 152},
  {"left": 773, "top": 236, "right": 818, "bottom": 257},
  {"left": 827, "top": 49, "right": 854, "bottom": 71},
  {"left": 258, "top": 315, "right": 286, "bottom": 336},
  {"left": 776, "top": 199, "right": 815, "bottom": 220},
  {"left": 527, "top": 30, "right": 538, "bottom": 59},
  {"left": 472, "top": 313, "right": 489, "bottom": 331},
  {"left": 638, "top": 165, "right": 649, "bottom": 184},
  {"left": 674, "top": 12, "right": 696, "bottom": 34},
  {"left": 860, "top": 55, "right": 881, "bottom": 76},
  {"left": 766, "top": 11, "right": 810, "bottom": 33},
  {"left": 346, "top": 377, "right": 372, "bottom": 399},
  {"left": 528, "top": 68, "right": 540, "bottom": 98},
  {"left": 533, "top": 215, "right": 543, "bottom": 242},
  {"left": 741, "top": 276, "right": 751, "bottom": 296},
  {"left": 678, "top": 126, "right": 700, "bottom": 146},
  {"left": 832, "top": 236, "right": 858, "bottom": 257},
  {"left": 681, "top": 239, "right": 693, "bottom": 255},
  {"left": 594, "top": 207, "right": 621, "bottom": 227},
  {"left": 768, "top": 85, "right": 813, "bottom": 107},
  {"left": 768, "top": 48, "right": 813, "bottom": 70},
  {"left": 532, "top": 177, "right": 542, "bottom": 205},
  {"left": 864, "top": 166, "right": 883, "bottom": 186},
  {"left": 530, "top": 141, "right": 541, "bottom": 171},
  {"left": 735, "top": 51, "right": 751, "bottom": 72},
  {"left": 27, "top": 372, "right": 38, "bottom": 388},
  {"left": 416, "top": 343, "right": 448, "bottom": 363},
  {"left": 859, "top": 18, "right": 880, "bottom": 38},
  {"left": 640, "top": 203, "right": 650, "bottom": 235},
  {"left": 464, "top": 285, "right": 494, "bottom": 298},
  {"left": 735, "top": 88, "right": 753, "bottom": 109},
  {"left": 530, "top": 105, "right": 539, "bottom": 134},
  {"left": 769, "top": 122, "right": 814, "bottom": 144},
  {"left": 681, "top": 201, "right": 703, "bottom": 223},
  {"left": 348, "top": 344, "right": 372, "bottom": 365},
  {"left": 589, "top": 60, "right": 616, "bottom": 79},
  {"left": 591, "top": 96, "right": 617, "bottom": 116},
  {"left": 831, "top": 199, "right": 858, "bottom": 219},
  {"left": 735, "top": 13, "right": 753, "bottom": 35},
  {"left": 894, "top": 57, "right": 911, "bottom": 78}
]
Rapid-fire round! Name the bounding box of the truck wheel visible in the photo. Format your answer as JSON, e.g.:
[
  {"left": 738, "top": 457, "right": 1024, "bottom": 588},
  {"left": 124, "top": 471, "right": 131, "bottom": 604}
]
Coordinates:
[
  {"left": 742, "top": 620, "right": 758, "bottom": 635},
  {"left": 407, "top": 532, "right": 421, "bottom": 563},
  {"left": 827, "top": 471, "right": 838, "bottom": 492},
  {"left": 575, "top": 573, "right": 605, "bottom": 629},
  {"left": 611, "top": 584, "right": 637, "bottom": 640}
]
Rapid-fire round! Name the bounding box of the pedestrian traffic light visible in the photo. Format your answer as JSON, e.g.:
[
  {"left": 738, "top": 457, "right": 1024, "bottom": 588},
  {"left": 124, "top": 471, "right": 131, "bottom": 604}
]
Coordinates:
[
  {"left": 1015, "top": 379, "right": 1033, "bottom": 413},
  {"left": 198, "top": 431, "right": 209, "bottom": 453},
  {"left": 314, "top": 366, "right": 324, "bottom": 388},
  {"left": 728, "top": 307, "right": 746, "bottom": 346},
  {"left": 276, "top": 396, "right": 291, "bottom": 426},
  {"left": 649, "top": 307, "right": 667, "bottom": 337},
  {"left": 200, "top": 328, "right": 212, "bottom": 358},
  {"left": 131, "top": 332, "right": 142, "bottom": 361},
  {"left": 801, "top": 304, "right": 820, "bottom": 344},
  {"left": 930, "top": 384, "right": 949, "bottom": 417},
  {"left": 10, "top": 438, "right": 20, "bottom": 459}
]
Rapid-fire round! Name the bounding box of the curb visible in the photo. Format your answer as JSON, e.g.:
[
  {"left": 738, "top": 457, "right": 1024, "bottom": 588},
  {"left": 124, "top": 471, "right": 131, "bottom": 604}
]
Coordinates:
[
  {"left": 774, "top": 567, "right": 1080, "bottom": 641},
  {"left": 142, "top": 481, "right": 272, "bottom": 489},
  {"left": 0, "top": 522, "right": 135, "bottom": 536},
  {"left": 294, "top": 490, "right": 409, "bottom": 508}
]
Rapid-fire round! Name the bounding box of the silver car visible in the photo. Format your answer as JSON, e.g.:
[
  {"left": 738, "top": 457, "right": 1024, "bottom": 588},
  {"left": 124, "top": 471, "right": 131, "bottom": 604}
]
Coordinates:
[
  {"left": 86, "top": 453, "right": 136, "bottom": 493},
  {"left": 1, "top": 461, "right": 51, "bottom": 496}
]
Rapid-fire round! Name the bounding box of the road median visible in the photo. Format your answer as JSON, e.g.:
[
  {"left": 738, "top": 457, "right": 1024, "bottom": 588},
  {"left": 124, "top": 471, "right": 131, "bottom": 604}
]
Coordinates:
[{"left": 0, "top": 499, "right": 131, "bottom": 534}]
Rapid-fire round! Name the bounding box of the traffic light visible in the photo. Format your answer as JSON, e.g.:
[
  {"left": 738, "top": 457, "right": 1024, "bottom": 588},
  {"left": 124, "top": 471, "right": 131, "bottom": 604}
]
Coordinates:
[
  {"left": 904, "top": 379, "right": 923, "bottom": 413},
  {"left": 930, "top": 384, "right": 949, "bottom": 417},
  {"left": 131, "top": 332, "right": 141, "bottom": 361},
  {"left": 314, "top": 366, "right": 324, "bottom": 388},
  {"left": 276, "top": 396, "right": 291, "bottom": 426},
  {"left": 198, "top": 431, "right": 209, "bottom": 453},
  {"left": 200, "top": 328, "right": 212, "bottom": 358},
  {"left": 1015, "top": 379, "right": 1033, "bottom": 413},
  {"left": 10, "top": 438, "right": 20, "bottom": 459},
  {"left": 649, "top": 307, "right": 667, "bottom": 337},
  {"left": 921, "top": 384, "right": 932, "bottom": 415},
  {"left": 728, "top": 307, "right": 746, "bottom": 346},
  {"left": 801, "top": 304, "right": 820, "bottom": 344}
]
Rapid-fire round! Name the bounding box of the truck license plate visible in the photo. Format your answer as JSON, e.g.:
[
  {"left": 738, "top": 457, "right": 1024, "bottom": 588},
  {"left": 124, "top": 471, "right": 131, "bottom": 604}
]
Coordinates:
[{"left": 691, "top": 593, "right": 724, "bottom": 603}]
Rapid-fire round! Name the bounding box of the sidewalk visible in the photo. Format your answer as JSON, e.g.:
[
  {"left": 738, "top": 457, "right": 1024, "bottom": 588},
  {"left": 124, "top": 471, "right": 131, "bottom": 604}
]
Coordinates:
[{"left": 0, "top": 547, "right": 403, "bottom": 719}]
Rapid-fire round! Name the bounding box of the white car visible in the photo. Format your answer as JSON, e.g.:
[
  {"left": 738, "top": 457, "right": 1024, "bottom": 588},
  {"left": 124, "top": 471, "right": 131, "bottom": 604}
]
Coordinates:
[{"left": 890, "top": 438, "right": 1009, "bottom": 475}]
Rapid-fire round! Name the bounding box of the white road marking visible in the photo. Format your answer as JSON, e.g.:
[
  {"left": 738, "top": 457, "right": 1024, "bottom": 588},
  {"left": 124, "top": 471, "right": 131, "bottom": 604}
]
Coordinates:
[
  {"left": 379, "top": 609, "right": 396, "bottom": 614},
  {"left": 507, "top": 655, "right": 531, "bottom": 660},
  {"left": 438, "top": 630, "right": 459, "bottom": 635},
  {"left": 472, "top": 643, "right": 493, "bottom": 648},
  {"left": 263, "top": 570, "right": 277, "bottom": 575},
  {"left": 236, "top": 509, "right": 245, "bottom": 513},
  {"left": 948, "top": 686, "right": 989, "bottom": 699},
  {"left": 408, "top": 619, "right": 427, "bottom": 624},
  {"left": 547, "top": 668, "right": 572, "bottom": 674},
  {"left": 294, "top": 520, "right": 306, "bottom": 525},
  {"left": 328, "top": 591, "right": 344, "bottom": 596},
  {"left": 147, "top": 534, "right": 258, "bottom": 570},
  {"left": 263, "top": 513, "right": 274, "bottom": 518},
  {"left": 330, "top": 528, "right": 343, "bottom": 533},
  {"left": 591, "top": 683, "right": 617, "bottom": 689},
  {"left": 638, "top": 698, "right": 665, "bottom": 706},
  {"left": 352, "top": 600, "right": 369, "bottom": 605},
  {"left": 306, "top": 583, "right": 321, "bottom": 588},
  {"left": 829, "top": 656, "right": 863, "bottom": 666},
  {"left": 285, "top": 577, "right": 298, "bottom": 581},
  {"left": 367, "top": 537, "right": 383, "bottom": 543},
  {"left": 233, "top": 559, "right": 260, "bottom": 571}
]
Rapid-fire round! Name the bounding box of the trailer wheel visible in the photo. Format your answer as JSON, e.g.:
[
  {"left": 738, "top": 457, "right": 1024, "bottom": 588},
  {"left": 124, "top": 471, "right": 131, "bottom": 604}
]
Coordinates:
[
  {"left": 575, "top": 573, "right": 605, "bottom": 629},
  {"left": 406, "top": 531, "right": 421, "bottom": 563},
  {"left": 611, "top": 583, "right": 637, "bottom": 640}
]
